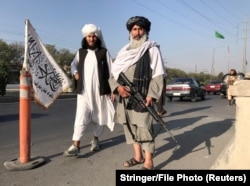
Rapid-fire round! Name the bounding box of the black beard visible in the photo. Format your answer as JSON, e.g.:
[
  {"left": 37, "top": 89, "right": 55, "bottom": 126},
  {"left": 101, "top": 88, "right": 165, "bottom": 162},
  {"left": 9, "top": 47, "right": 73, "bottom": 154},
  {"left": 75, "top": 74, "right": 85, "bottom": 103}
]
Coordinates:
[{"left": 87, "top": 45, "right": 97, "bottom": 50}]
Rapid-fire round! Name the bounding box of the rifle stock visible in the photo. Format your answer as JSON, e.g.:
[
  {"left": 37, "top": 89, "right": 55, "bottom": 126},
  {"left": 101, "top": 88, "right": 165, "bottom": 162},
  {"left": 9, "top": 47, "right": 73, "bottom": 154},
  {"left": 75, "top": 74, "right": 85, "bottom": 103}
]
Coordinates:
[{"left": 119, "top": 72, "right": 177, "bottom": 143}]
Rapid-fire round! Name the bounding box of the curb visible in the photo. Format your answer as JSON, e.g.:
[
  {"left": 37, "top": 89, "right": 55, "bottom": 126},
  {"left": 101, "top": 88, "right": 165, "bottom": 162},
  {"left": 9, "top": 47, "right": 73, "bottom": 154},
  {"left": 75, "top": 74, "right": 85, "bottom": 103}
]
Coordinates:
[{"left": 209, "top": 136, "right": 235, "bottom": 169}]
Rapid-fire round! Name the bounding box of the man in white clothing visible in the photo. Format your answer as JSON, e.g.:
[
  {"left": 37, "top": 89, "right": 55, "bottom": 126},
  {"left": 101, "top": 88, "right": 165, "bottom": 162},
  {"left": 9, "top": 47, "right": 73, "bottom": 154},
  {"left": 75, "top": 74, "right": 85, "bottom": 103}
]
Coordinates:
[{"left": 64, "top": 24, "right": 115, "bottom": 157}]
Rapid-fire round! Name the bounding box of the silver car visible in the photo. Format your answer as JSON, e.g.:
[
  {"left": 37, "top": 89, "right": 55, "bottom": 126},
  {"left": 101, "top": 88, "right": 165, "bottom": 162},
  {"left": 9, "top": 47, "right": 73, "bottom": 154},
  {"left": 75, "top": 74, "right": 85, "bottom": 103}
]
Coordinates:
[{"left": 166, "top": 77, "right": 206, "bottom": 102}]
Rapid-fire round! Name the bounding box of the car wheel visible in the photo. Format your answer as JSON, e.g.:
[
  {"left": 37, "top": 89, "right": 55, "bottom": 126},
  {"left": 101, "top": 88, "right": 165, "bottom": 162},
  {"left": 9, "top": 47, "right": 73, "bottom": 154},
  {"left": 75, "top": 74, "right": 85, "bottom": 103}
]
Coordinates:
[
  {"left": 167, "top": 96, "right": 173, "bottom": 101},
  {"left": 191, "top": 93, "right": 197, "bottom": 102},
  {"left": 201, "top": 94, "right": 206, "bottom": 100}
]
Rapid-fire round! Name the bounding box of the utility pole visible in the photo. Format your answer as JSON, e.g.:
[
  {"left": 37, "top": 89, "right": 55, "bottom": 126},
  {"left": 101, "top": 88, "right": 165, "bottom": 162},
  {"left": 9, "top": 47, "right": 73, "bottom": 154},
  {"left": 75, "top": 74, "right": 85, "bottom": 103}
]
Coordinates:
[
  {"left": 210, "top": 46, "right": 224, "bottom": 82},
  {"left": 195, "top": 64, "right": 197, "bottom": 77},
  {"left": 210, "top": 48, "right": 215, "bottom": 82},
  {"left": 242, "top": 16, "right": 248, "bottom": 74},
  {"left": 227, "top": 45, "right": 230, "bottom": 72}
]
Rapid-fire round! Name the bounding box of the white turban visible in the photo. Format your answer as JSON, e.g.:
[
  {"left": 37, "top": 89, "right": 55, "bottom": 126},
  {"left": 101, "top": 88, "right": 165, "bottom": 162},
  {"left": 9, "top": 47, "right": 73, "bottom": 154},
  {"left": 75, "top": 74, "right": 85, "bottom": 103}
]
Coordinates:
[{"left": 81, "top": 24, "right": 106, "bottom": 48}]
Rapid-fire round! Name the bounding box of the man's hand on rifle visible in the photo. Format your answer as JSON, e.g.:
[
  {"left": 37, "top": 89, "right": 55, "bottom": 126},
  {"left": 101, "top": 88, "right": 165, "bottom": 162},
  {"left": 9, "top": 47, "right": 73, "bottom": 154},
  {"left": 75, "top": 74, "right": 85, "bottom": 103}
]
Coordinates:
[
  {"left": 116, "top": 85, "right": 131, "bottom": 98},
  {"left": 145, "top": 96, "right": 154, "bottom": 107}
]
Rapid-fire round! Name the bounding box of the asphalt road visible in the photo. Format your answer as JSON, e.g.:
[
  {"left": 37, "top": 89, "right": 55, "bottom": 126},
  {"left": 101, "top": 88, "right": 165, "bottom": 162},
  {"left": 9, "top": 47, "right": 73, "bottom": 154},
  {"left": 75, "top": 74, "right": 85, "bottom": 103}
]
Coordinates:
[{"left": 0, "top": 92, "right": 236, "bottom": 186}]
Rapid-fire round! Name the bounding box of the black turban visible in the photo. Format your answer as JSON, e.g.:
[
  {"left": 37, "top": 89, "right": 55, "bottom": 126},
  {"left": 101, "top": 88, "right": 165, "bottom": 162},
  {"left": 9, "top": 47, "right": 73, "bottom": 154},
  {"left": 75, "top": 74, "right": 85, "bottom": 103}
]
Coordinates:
[{"left": 126, "top": 16, "right": 151, "bottom": 32}]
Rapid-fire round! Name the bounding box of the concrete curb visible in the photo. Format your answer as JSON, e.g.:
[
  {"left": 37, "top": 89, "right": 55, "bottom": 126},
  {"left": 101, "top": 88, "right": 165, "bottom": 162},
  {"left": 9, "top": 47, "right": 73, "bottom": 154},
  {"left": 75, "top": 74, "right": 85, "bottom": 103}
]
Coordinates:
[{"left": 210, "top": 136, "right": 235, "bottom": 169}]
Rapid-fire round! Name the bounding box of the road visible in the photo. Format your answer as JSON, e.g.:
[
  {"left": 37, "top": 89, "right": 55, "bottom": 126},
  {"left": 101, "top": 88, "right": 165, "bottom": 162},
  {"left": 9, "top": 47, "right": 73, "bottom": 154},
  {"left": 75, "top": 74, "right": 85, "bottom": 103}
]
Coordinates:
[{"left": 0, "top": 94, "right": 236, "bottom": 186}]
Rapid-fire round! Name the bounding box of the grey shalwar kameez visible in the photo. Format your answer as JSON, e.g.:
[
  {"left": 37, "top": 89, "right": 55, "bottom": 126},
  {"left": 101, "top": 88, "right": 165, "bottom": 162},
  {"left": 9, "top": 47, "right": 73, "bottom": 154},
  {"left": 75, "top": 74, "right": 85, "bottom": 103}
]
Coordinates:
[{"left": 109, "top": 41, "right": 165, "bottom": 153}]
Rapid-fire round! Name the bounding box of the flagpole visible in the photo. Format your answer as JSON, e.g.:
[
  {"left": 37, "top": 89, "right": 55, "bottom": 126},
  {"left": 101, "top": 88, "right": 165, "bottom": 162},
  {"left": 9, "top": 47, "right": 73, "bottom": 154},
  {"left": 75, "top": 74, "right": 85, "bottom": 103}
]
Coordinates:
[
  {"left": 23, "top": 19, "right": 29, "bottom": 72},
  {"left": 4, "top": 19, "right": 45, "bottom": 171},
  {"left": 210, "top": 48, "right": 215, "bottom": 83}
]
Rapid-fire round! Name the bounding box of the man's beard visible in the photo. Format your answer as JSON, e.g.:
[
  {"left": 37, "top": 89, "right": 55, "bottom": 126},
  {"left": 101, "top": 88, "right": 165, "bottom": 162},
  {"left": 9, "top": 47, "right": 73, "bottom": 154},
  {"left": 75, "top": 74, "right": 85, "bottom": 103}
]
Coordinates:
[{"left": 129, "top": 34, "right": 147, "bottom": 49}]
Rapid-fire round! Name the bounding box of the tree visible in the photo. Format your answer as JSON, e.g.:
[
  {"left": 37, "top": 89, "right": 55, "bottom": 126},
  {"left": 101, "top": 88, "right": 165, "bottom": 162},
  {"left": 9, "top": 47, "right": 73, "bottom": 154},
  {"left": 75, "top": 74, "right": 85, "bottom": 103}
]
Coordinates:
[
  {"left": 0, "top": 40, "right": 11, "bottom": 95},
  {"left": 57, "top": 48, "right": 74, "bottom": 66},
  {"left": 45, "top": 44, "right": 59, "bottom": 62},
  {"left": 0, "top": 60, "right": 9, "bottom": 95},
  {"left": 166, "top": 68, "right": 187, "bottom": 83},
  {"left": 0, "top": 39, "right": 12, "bottom": 62},
  {"left": 45, "top": 45, "right": 74, "bottom": 66}
]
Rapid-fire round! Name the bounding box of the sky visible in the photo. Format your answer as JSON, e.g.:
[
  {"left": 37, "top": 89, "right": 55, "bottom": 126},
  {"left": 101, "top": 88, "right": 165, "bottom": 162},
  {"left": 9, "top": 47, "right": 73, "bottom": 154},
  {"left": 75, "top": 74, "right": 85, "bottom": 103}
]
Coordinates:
[{"left": 0, "top": 0, "right": 249, "bottom": 75}]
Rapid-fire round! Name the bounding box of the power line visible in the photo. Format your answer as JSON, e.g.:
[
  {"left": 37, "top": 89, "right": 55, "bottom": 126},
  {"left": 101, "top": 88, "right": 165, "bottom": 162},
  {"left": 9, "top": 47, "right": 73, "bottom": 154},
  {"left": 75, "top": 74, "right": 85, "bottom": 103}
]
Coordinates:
[
  {"left": 200, "top": 0, "right": 236, "bottom": 27},
  {"left": 177, "top": 0, "right": 235, "bottom": 36},
  {"left": 156, "top": 0, "right": 216, "bottom": 32},
  {"left": 214, "top": 0, "right": 241, "bottom": 22},
  {"left": 132, "top": 0, "right": 214, "bottom": 39}
]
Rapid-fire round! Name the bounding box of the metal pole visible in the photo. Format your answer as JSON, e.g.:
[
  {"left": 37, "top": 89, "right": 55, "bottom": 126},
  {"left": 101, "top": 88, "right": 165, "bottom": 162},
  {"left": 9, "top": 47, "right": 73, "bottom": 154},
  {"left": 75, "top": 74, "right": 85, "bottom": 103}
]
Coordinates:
[
  {"left": 210, "top": 46, "right": 225, "bottom": 82},
  {"left": 210, "top": 48, "right": 215, "bottom": 83},
  {"left": 242, "top": 16, "right": 248, "bottom": 74}
]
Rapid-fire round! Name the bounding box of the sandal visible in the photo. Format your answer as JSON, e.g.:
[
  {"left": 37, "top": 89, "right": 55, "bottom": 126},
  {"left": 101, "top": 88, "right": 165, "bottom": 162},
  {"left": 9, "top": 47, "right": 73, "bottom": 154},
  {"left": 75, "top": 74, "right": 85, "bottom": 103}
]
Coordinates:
[
  {"left": 123, "top": 157, "right": 145, "bottom": 167},
  {"left": 141, "top": 166, "right": 154, "bottom": 170},
  {"left": 158, "top": 110, "right": 167, "bottom": 116}
]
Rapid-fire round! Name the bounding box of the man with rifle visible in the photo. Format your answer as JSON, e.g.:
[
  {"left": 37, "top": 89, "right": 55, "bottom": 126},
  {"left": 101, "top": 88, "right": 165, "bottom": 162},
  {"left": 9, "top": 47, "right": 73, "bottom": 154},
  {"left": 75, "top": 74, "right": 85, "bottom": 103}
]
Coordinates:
[{"left": 109, "top": 16, "right": 169, "bottom": 170}]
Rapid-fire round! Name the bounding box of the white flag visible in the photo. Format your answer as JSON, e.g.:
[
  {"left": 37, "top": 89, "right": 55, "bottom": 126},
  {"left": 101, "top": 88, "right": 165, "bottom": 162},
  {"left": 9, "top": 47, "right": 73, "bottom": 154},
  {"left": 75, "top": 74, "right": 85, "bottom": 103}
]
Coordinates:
[{"left": 23, "top": 19, "right": 72, "bottom": 109}]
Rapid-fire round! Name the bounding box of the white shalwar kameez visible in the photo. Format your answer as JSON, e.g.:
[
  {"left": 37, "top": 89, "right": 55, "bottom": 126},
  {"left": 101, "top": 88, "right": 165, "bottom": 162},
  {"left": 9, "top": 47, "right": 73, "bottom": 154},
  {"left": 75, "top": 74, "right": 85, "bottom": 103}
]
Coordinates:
[{"left": 71, "top": 49, "right": 115, "bottom": 141}]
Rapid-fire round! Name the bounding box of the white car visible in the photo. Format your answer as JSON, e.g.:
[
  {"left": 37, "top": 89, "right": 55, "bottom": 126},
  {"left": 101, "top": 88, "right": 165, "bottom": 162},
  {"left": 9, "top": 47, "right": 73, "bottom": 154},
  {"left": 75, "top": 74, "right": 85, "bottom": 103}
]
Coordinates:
[{"left": 166, "top": 77, "right": 206, "bottom": 102}]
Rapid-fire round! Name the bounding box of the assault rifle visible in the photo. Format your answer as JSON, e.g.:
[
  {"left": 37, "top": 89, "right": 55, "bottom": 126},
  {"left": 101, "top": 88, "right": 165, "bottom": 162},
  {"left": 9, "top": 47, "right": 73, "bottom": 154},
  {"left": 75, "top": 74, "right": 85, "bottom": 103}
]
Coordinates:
[{"left": 118, "top": 72, "right": 177, "bottom": 143}]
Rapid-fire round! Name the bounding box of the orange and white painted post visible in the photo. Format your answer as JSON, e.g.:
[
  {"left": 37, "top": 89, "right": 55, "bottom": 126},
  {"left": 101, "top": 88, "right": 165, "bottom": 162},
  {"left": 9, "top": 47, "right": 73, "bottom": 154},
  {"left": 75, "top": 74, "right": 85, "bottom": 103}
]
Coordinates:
[
  {"left": 19, "top": 70, "right": 31, "bottom": 163},
  {"left": 3, "top": 20, "right": 45, "bottom": 171},
  {"left": 4, "top": 69, "right": 45, "bottom": 170}
]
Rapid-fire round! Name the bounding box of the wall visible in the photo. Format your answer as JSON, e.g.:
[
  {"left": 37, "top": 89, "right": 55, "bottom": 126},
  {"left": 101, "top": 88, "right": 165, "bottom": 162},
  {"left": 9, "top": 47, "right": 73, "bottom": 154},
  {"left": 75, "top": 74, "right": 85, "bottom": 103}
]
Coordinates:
[{"left": 211, "top": 75, "right": 250, "bottom": 169}]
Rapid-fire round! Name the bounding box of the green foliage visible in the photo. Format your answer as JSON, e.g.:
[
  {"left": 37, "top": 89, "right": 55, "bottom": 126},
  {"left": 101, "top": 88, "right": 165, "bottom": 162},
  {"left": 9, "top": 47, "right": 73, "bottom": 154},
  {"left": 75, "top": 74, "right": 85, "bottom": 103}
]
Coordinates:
[
  {"left": 0, "top": 60, "right": 9, "bottom": 95},
  {"left": 0, "top": 39, "right": 12, "bottom": 62},
  {"left": 45, "top": 44, "right": 75, "bottom": 66},
  {"left": 0, "top": 60, "right": 9, "bottom": 78},
  {"left": 0, "top": 40, "right": 11, "bottom": 78},
  {"left": 57, "top": 48, "right": 75, "bottom": 66},
  {"left": 166, "top": 68, "right": 187, "bottom": 83}
]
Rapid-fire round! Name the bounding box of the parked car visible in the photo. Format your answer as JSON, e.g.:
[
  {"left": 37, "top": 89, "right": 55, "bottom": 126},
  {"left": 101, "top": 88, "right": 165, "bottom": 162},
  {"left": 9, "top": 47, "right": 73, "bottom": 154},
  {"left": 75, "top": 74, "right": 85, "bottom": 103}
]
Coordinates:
[
  {"left": 204, "top": 81, "right": 223, "bottom": 95},
  {"left": 220, "top": 72, "right": 245, "bottom": 98},
  {"left": 166, "top": 77, "right": 206, "bottom": 102}
]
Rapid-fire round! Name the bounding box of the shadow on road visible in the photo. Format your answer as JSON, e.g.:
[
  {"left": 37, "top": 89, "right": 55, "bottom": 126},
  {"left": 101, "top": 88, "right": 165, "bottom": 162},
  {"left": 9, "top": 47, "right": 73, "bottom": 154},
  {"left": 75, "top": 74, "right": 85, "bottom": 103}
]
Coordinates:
[{"left": 155, "top": 118, "right": 233, "bottom": 169}]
